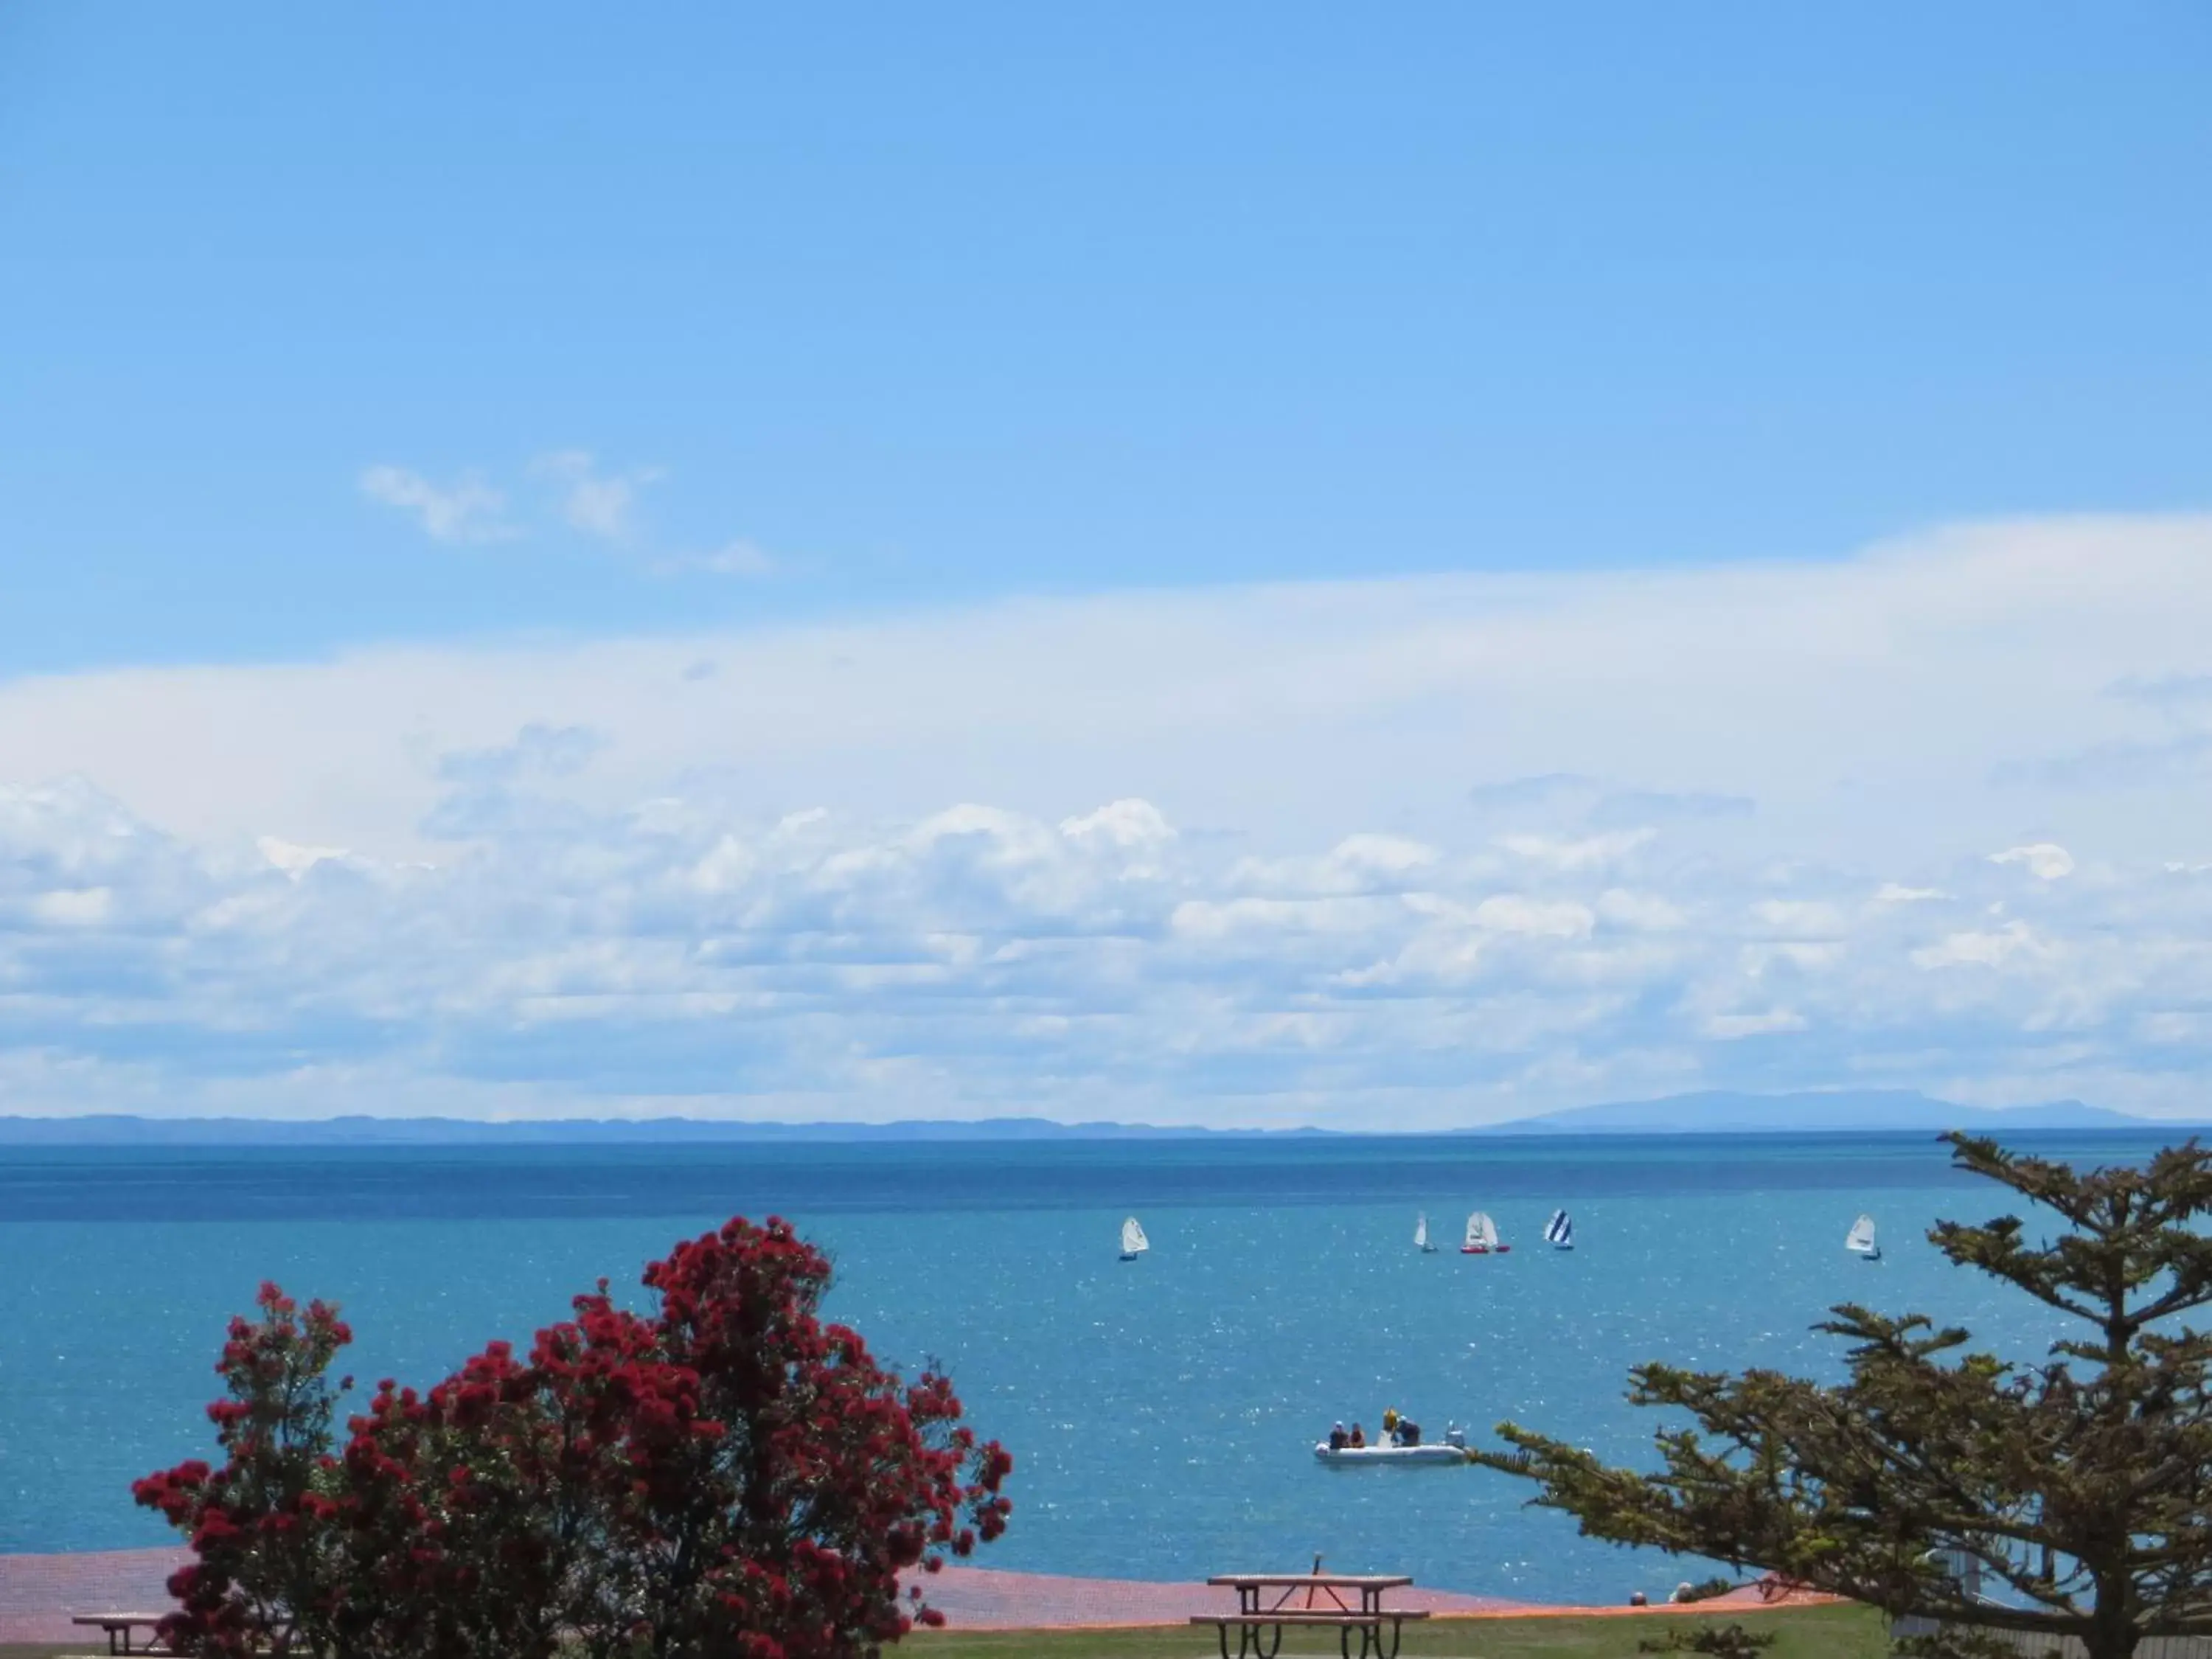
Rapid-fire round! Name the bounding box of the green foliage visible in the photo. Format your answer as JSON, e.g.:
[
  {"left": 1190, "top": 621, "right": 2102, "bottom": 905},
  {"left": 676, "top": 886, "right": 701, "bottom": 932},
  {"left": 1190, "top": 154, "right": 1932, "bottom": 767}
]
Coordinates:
[
  {"left": 1637, "top": 1626, "right": 1777, "bottom": 1655},
  {"left": 1679, "top": 1577, "right": 1738, "bottom": 1604},
  {"left": 1474, "top": 1134, "right": 2212, "bottom": 1659},
  {"left": 1889, "top": 1630, "right": 2023, "bottom": 1658}
]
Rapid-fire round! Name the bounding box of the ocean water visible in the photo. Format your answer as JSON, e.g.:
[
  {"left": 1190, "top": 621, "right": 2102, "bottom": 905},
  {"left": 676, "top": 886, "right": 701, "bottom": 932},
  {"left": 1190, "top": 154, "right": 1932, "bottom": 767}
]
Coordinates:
[{"left": 0, "top": 1133, "right": 2169, "bottom": 1603}]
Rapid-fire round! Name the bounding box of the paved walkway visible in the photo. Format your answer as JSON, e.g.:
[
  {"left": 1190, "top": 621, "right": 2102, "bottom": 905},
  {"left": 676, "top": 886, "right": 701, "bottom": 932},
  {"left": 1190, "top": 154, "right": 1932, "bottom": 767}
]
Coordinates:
[
  {"left": 0, "top": 1548, "right": 1827, "bottom": 1642},
  {"left": 0, "top": 1549, "right": 182, "bottom": 1644},
  {"left": 900, "top": 1566, "right": 1543, "bottom": 1629}
]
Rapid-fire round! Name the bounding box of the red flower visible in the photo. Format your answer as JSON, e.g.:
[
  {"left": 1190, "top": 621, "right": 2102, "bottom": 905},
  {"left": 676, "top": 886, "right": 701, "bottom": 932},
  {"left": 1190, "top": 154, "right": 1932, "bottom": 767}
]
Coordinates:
[{"left": 135, "top": 1220, "right": 1010, "bottom": 1656}]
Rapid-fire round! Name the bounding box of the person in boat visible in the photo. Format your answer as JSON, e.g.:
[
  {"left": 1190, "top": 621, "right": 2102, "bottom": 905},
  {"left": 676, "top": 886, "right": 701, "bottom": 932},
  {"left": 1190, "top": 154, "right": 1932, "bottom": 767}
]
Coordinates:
[
  {"left": 1397, "top": 1416, "right": 1421, "bottom": 1447},
  {"left": 1328, "top": 1422, "right": 1348, "bottom": 1452},
  {"left": 1381, "top": 1408, "right": 1400, "bottom": 1446},
  {"left": 1349, "top": 1422, "right": 1366, "bottom": 1448}
]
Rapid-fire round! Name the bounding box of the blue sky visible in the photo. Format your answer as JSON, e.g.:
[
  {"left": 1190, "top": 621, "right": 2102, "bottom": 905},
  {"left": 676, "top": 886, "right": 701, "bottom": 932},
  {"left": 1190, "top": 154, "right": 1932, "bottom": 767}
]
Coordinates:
[
  {"left": 4, "top": 7, "right": 2212, "bottom": 1124},
  {"left": 7, "top": 3, "right": 2208, "bottom": 667}
]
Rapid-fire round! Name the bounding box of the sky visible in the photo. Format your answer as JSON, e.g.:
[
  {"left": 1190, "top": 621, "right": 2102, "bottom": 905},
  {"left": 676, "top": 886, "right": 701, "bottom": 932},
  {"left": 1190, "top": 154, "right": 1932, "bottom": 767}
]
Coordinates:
[{"left": 3, "top": 4, "right": 2211, "bottom": 1126}]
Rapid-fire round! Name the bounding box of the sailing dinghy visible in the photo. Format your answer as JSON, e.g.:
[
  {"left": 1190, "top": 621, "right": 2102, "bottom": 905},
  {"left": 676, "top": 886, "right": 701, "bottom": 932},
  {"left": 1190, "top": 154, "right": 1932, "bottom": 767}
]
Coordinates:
[
  {"left": 1846, "top": 1214, "right": 1880, "bottom": 1261},
  {"left": 1461, "top": 1211, "right": 1509, "bottom": 1254},
  {"left": 1414, "top": 1212, "right": 1437, "bottom": 1253},
  {"left": 1543, "top": 1208, "right": 1574, "bottom": 1251},
  {"left": 1119, "top": 1217, "right": 1150, "bottom": 1262}
]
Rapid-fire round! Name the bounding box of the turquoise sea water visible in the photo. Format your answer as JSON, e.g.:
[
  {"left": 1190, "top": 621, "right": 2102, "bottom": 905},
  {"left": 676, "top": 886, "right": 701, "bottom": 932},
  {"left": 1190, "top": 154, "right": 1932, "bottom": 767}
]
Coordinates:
[{"left": 0, "top": 1133, "right": 2164, "bottom": 1603}]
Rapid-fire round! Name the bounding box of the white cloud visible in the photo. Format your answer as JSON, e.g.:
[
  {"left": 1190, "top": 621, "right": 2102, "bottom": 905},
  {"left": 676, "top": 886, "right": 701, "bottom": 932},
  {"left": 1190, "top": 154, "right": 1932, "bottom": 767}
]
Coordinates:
[
  {"left": 1876, "top": 883, "right": 1945, "bottom": 904},
  {"left": 28, "top": 886, "right": 113, "bottom": 927},
  {"left": 1472, "top": 894, "right": 1596, "bottom": 939},
  {"left": 1169, "top": 895, "right": 1391, "bottom": 940},
  {"left": 1226, "top": 836, "right": 1441, "bottom": 898},
  {"left": 1498, "top": 829, "right": 1655, "bottom": 872},
  {"left": 6, "top": 512, "right": 2212, "bottom": 1124},
  {"left": 358, "top": 465, "right": 514, "bottom": 543},
  {"left": 2110, "top": 672, "right": 2212, "bottom": 712},
  {"left": 1746, "top": 940, "right": 1843, "bottom": 972},
  {"left": 1332, "top": 833, "right": 1439, "bottom": 875},
  {"left": 1752, "top": 899, "right": 1849, "bottom": 938},
  {"left": 1596, "top": 889, "right": 1687, "bottom": 931},
  {"left": 0, "top": 771, "right": 2208, "bottom": 1126},
  {"left": 1991, "top": 844, "right": 2076, "bottom": 880},
  {"left": 1060, "top": 798, "right": 1176, "bottom": 852},
  {"left": 535, "top": 449, "right": 665, "bottom": 544},
  {"left": 1704, "top": 1009, "right": 1808, "bottom": 1040},
  {"left": 18, "top": 507, "right": 2204, "bottom": 872},
  {"left": 257, "top": 837, "right": 349, "bottom": 880},
  {"left": 664, "top": 540, "right": 779, "bottom": 578},
  {"left": 1911, "top": 920, "right": 2053, "bottom": 970},
  {"left": 366, "top": 453, "right": 778, "bottom": 574}
]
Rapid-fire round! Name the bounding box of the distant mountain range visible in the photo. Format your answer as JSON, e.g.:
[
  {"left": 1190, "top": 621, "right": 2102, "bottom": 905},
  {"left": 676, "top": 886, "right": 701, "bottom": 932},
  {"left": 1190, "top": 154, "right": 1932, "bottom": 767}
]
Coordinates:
[
  {"left": 1477, "top": 1089, "right": 2170, "bottom": 1135},
  {"left": 0, "top": 1091, "right": 2189, "bottom": 1145},
  {"left": 0, "top": 1113, "right": 1321, "bottom": 1146}
]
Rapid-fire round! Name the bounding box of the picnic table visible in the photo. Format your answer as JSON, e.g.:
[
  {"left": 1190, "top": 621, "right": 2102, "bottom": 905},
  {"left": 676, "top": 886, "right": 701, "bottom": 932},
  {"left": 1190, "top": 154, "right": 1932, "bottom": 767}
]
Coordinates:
[
  {"left": 70, "top": 1613, "right": 171, "bottom": 1655},
  {"left": 1194, "top": 1572, "right": 1430, "bottom": 1659}
]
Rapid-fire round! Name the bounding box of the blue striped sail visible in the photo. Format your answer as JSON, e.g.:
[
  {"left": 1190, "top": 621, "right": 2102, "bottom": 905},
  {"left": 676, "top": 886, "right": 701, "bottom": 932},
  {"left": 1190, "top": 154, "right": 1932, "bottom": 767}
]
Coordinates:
[{"left": 1543, "top": 1208, "right": 1574, "bottom": 1249}]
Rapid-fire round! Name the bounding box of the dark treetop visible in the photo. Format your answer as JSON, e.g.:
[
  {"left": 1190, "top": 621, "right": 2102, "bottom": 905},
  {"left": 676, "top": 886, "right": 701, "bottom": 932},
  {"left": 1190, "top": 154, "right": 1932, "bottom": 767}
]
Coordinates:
[{"left": 1474, "top": 1133, "right": 2212, "bottom": 1659}]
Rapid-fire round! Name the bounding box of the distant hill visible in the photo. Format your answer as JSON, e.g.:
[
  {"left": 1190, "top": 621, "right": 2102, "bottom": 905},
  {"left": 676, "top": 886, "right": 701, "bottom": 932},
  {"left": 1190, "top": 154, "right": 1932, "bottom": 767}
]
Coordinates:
[
  {"left": 0, "top": 1093, "right": 2191, "bottom": 1146},
  {"left": 0, "top": 1113, "right": 1323, "bottom": 1146},
  {"left": 1479, "top": 1089, "right": 2168, "bottom": 1135}
]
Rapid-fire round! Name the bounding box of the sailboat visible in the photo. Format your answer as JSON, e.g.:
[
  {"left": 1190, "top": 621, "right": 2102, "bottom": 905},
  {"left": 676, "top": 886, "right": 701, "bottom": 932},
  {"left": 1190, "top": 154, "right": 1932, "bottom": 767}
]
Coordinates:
[
  {"left": 1119, "top": 1216, "right": 1150, "bottom": 1262},
  {"left": 1846, "top": 1214, "right": 1880, "bottom": 1261},
  {"left": 1461, "top": 1211, "right": 1509, "bottom": 1255},
  {"left": 1543, "top": 1209, "right": 1574, "bottom": 1251},
  {"left": 1414, "top": 1212, "right": 1437, "bottom": 1253}
]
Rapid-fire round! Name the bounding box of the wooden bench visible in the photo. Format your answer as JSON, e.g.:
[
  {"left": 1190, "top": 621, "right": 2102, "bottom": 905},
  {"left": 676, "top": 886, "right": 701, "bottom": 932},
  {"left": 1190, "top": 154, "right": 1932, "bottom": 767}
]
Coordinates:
[
  {"left": 69, "top": 1614, "right": 174, "bottom": 1656},
  {"left": 1195, "top": 1573, "right": 1431, "bottom": 1658}
]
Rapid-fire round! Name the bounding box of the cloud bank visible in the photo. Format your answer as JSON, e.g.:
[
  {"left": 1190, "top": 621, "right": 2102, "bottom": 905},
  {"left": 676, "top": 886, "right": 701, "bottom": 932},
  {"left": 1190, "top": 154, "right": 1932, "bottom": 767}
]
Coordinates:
[{"left": 5, "top": 512, "right": 2212, "bottom": 1125}]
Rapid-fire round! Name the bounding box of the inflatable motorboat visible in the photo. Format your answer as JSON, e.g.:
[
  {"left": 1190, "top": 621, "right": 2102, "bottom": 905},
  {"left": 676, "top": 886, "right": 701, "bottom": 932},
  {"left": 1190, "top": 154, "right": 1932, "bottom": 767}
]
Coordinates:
[{"left": 1312, "top": 1441, "right": 1467, "bottom": 1467}]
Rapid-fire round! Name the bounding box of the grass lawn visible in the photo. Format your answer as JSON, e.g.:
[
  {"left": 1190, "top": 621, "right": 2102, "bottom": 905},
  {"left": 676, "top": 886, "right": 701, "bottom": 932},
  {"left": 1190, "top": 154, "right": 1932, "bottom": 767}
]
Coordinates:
[
  {"left": 0, "top": 1605, "right": 1887, "bottom": 1659},
  {"left": 902, "top": 1603, "right": 1885, "bottom": 1658}
]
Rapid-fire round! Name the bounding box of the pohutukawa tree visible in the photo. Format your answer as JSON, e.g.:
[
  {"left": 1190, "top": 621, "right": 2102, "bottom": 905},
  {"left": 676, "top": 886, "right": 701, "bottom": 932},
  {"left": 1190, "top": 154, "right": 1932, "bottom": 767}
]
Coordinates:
[
  {"left": 136, "top": 1217, "right": 1012, "bottom": 1659},
  {"left": 1474, "top": 1135, "right": 2212, "bottom": 1659}
]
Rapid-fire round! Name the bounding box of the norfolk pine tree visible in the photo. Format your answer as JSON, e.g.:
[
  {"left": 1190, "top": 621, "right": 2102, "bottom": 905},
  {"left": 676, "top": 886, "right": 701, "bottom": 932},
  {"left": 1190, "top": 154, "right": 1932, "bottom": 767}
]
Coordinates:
[{"left": 1474, "top": 1134, "right": 2212, "bottom": 1659}]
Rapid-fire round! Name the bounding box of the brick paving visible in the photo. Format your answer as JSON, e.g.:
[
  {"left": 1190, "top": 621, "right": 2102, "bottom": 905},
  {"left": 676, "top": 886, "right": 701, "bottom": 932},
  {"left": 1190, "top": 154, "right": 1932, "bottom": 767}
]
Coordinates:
[
  {"left": 0, "top": 1548, "right": 1825, "bottom": 1641},
  {"left": 900, "top": 1565, "right": 1542, "bottom": 1629},
  {"left": 0, "top": 1548, "right": 183, "bottom": 1644}
]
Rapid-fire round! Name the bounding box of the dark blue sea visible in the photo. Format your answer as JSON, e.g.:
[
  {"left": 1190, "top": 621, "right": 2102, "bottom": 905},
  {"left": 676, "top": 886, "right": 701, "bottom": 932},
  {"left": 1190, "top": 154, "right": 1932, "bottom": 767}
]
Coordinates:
[{"left": 0, "top": 1133, "right": 2173, "bottom": 1602}]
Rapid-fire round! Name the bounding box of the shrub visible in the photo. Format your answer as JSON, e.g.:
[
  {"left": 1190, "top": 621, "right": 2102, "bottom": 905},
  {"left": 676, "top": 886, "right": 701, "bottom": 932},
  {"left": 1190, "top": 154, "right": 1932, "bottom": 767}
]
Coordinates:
[
  {"left": 1637, "top": 1624, "right": 1777, "bottom": 1655},
  {"left": 136, "top": 1217, "right": 1012, "bottom": 1658}
]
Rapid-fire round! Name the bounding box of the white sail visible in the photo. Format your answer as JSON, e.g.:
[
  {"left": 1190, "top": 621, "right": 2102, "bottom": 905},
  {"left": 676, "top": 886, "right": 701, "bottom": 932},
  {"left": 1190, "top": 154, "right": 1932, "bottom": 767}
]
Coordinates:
[
  {"left": 1544, "top": 1208, "right": 1573, "bottom": 1248},
  {"left": 1464, "top": 1211, "right": 1499, "bottom": 1251},
  {"left": 1414, "top": 1212, "right": 1431, "bottom": 1251},
  {"left": 1846, "top": 1214, "right": 1879, "bottom": 1256},
  {"left": 1120, "top": 1216, "right": 1150, "bottom": 1257}
]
